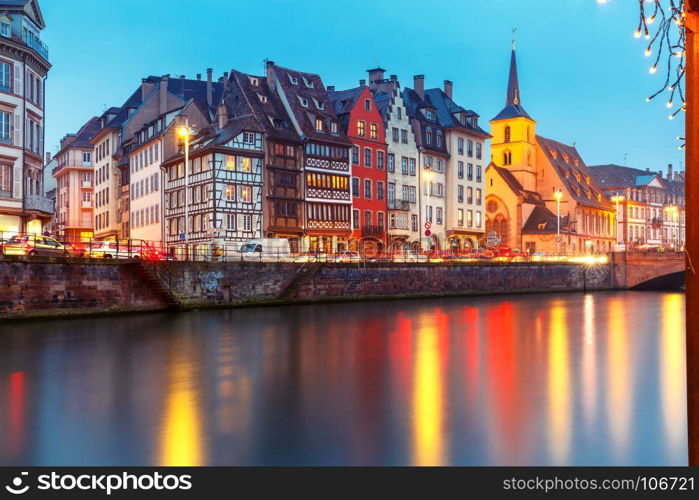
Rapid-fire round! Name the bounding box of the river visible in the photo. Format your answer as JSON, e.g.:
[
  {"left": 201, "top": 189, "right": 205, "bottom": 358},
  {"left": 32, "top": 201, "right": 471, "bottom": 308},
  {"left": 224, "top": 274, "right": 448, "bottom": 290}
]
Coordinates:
[{"left": 0, "top": 291, "right": 686, "bottom": 466}]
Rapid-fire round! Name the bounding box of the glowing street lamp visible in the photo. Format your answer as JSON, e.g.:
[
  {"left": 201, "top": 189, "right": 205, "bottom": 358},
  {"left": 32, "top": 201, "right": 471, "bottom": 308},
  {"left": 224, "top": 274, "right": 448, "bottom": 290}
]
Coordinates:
[
  {"left": 554, "top": 188, "right": 563, "bottom": 254},
  {"left": 177, "top": 123, "right": 197, "bottom": 259},
  {"left": 611, "top": 192, "right": 625, "bottom": 246}
]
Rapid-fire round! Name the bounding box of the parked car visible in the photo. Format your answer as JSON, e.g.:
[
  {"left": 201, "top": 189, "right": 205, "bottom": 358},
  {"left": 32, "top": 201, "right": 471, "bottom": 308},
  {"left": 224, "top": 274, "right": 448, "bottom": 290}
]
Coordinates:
[
  {"left": 2, "top": 234, "right": 68, "bottom": 257},
  {"left": 236, "top": 238, "right": 291, "bottom": 261},
  {"left": 85, "top": 241, "right": 149, "bottom": 259},
  {"left": 64, "top": 241, "right": 89, "bottom": 258}
]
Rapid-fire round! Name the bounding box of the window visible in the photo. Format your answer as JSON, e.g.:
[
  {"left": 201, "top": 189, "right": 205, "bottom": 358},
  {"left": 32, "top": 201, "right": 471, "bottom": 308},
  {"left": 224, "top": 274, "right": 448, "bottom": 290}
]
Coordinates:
[
  {"left": 409, "top": 186, "right": 416, "bottom": 203},
  {"left": 503, "top": 151, "right": 512, "bottom": 166},
  {"left": 377, "top": 181, "right": 384, "bottom": 200},
  {"left": 364, "top": 148, "right": 372, "bottom": 167},
  {"left": 426, "top": 110, "right": 434, "bottom": 120},
  {"left": 357, "top": 120, "right": 366, "bottom": 137},
  {"left": 504, "top": 126, "right": 511, "bottom": 143},
  {"left": 83, "top": 152, "right": 91, "bottom": 164},
  {"left": 353, "top": 209, "right": 360, "bottom": 228},
  {"left": 225, "top": 184, "right": 235, "bottom": 201},
  {"left": 467, "top": 140, "right": 474, "bottom": 157},
  {"left": 401, "top": 157, "right": 408, "bottom": 175},
  {"left": 411, "top": 215, "right": 418, "bottom": 231},
  {"left": 370, "top": 123, "right": 378, "bottom": 139},
  {"left": 387, "top": 154, "right": 395, "bottom": 172},
  {"left": 458, "top": 209, "right": 464, "bottom": 226},
  {"left": 0, "top": 21, "right": 9, "bottom": 38},
  {"left": 364, "top": 179, "right": 372, "bottom": 199},
  {"left": 426, "top": 130, "right": 433, "bottom": 145},
  {"left": 364, "top": 210, "right": 372, "bottom": 227},
  {"left": 392, "top": 127, "right": 399, "bottom": 142},
  {"left": 467, "top": 187, "right": 473, "bottom": 204},
  {"left": 476, "top": 165, "right": 482, "bottom": 182},
  {"left": 226, "top": 213, "right": 236, "bottom": 230},
  {"left": 476, "top": 143, "right": 482, "bottom": 160},
  {"left": 458, "top": 185, "right": 464, "bottom": 203},
  {"left": 0, "top": 61, "right": 10, "bottom": 92},
  {"left": 458, "top": 138, "right": 464, "bottom": 155},
  {"left": 364, "top": 98, "right": 371, "bottom": 111},
  {"left": 476, "top": 211, "right": 482, "bottom": 228},
  {"left": 242, "top": 214, "right": 252, "bottom": 231},
  {"left": 401, "top": 129, "right": 408, "bottom": 143},
  {"left": 0, "top": 111, "right": 10, "bottom": 142},
  {"left": 351, "top": 146, "right": 359, "bottom": 164},
  {"left": 458, "top": 161, "right": 464, "bottom": 179},
  {"left": 331, "top": 122, "right": 337, "bottom": 134},
  {"left": 0, "top": 164, "right": 11, "bottom": 192},
  {"left": 352, "top": 177, "right": 360, "bottom": 197},
  {"left": 315, "top": 118, "right": 324, "bottom": 132},
  {"left": 377, "top": 151, "right": 384, "bottom": 169},
  {"left": 436, "top": 132, "right": 443, "bottom": 148},
  {"left": 476, "top": 188, "right": 482, "bottom": 205},
  {"left": 436, "top": 207, "right": 443, "bottom": 225},
  {"left": 467, "top": 210, "right": 473, "bottom": 227},
  {"left": 377, "top": 212, "right": 385, "bottom": 230}
]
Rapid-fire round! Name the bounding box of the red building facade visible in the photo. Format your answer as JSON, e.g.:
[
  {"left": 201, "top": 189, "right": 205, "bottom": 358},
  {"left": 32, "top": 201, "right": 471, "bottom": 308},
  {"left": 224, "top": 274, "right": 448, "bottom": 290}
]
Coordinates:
[{"left": 329, "top": 84, "right": 388, "bottom": 252}]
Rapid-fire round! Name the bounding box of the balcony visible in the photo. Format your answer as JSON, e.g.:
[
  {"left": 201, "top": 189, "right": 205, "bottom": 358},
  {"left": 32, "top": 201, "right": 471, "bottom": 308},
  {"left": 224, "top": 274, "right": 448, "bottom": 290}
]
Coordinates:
[
  {"left": 82, "top": 180, "right": 92, "bottom": 188},
  {"left": 362, "top": 225, "right": 385, "bottom": 238},
  {"left": 22, "top": 31, "right": 49, "bottom": 60},
  {"left": 24, "top": 194, "right": 53, "bottom": 214},
  {"left": 388, "top": 199, "right": 411, "bottom": 211}
]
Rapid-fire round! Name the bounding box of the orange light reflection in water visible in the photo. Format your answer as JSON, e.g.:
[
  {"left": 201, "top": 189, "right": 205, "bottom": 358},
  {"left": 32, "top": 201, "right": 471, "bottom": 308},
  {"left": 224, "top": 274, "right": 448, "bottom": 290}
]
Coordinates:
[
  {"left": 606, "top": 296, "right": 631, "bottom": 462},
  {"left": 548, "top": 301, "right": 570, "bottom": 464},
  {"left": 581, "top": 295, "right": 597, "bottom": 432},
  {"left": 660, "top": 293, "right": 686, "bottom": 460}
]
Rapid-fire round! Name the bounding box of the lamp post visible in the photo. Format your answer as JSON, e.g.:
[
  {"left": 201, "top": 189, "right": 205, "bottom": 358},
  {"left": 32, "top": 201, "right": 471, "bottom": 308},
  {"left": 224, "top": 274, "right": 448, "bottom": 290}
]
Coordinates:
[
  {"left": 422, "top": 167, "right": 433, "bottom": 252},
  {"left": 611, "top": 192, "right": 625, "bottom": 247},
  {"left": 554, "top": 188, "right": 563, "bottom": 254},
  {"left": 177, "top": 123, "right": 196, "bottom": 260}
]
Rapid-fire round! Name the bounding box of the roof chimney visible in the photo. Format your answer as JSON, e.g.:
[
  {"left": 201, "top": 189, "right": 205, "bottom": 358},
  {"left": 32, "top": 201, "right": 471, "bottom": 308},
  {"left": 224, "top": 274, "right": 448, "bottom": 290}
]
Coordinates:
[
  {"left": 327, "top": 85, "right": 335, "bottom": 91},
  {"left": 141, "top": 78, "right": 155, "bottom": 102},
  {"left": 390, "top": 74, "right": 397, "bottom": 81},
  {"left": 366, "top": 67, "right": 386, "bottom": 87},
  {"left": 266, "top": 60, "right": 275, "bottom": 90},
  {"left": 667, "top": 163, "right": 673, "bottom": 180},
  {"left": 444, "top": 80, "right": 453, "bottom": 99},
  {"left": 159, "top": 75, "right": 169, "bottom": 115},
  {"left": 414, "top": 75, "right": 425, "bottom": 99},
  {"left": 218, "top": 101, "right": 228, "bottom": 129},
  {"left": 206, "top": 68, "right": 213, "bottom": 108},
  {"left": 196, "top": 73, "right": 201, "bottom": 81},
  {"left": 359, "top": 79, "right": 366, "bottom": 87},
  {"left": 646, "top": 167, "right": 650, "bottom": 172},
  {"left": 45, "top": 152, "right": 51, "bottom": 165},
  {"left": 658, "top": 170, "right": 663, "bottom": 178}
]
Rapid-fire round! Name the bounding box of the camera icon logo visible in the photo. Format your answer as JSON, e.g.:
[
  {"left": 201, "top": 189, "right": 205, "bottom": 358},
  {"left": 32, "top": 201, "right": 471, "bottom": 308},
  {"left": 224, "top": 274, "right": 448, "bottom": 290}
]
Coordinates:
[{"left": 5, "top": 472, "right": 29, "bottom": 495}]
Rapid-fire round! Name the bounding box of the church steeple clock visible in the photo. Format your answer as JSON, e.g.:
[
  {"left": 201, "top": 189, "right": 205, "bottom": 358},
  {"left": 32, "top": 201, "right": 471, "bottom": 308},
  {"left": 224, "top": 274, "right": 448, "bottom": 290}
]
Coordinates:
[{"left": 490, "top": 34, "right": 538, "bottom": 192}]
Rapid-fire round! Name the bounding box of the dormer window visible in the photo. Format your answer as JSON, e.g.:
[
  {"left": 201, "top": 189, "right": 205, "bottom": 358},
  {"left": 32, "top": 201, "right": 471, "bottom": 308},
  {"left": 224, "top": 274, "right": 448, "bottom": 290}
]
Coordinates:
[
  {"left": 313, "top": 97, "right": 324, "bottom": 110},
  {"left": 289, "top": 74, "right": 298, "bottom": 85},
  {"left": 426, "top": 110, "right": 435, "bottom": 121},
  {"left": 0, "top": 21, "right": 10, "bottom": 38},
  {"left": 249, "top": 76, "right": 259, "bottom": 86},
  {"left": 299, "top": 96, "right": 308, "bottom": 107},
  {"left": 258, "top": 94, "right": 267, "bottom": 103},
  {"left": 574, "top": 158, "right": 579, "bottom": 167},
  {"left": 461, "top": 114, "right": 467, "bottom": 125},
  {"left": 586, "top": 176, "right": 591, "bottom": 185},
  {"left": 563, "top": 153, "right": 569, "bottom": 163},
  {"left": 315, "top": 119, "right": 324, "bottom": 133},
  {"left": 549, "top": 148, "right": 557, "bottom": 159},
  {"left": 331, "top": 122, "right": 338, "bottom": 134},
  {"left": 302, "top": 76, "right": 314, "bottom": 88}
]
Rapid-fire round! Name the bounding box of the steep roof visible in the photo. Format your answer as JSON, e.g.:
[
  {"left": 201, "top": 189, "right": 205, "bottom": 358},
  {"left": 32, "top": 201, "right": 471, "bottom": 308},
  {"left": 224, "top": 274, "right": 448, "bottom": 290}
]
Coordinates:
[
  {"left": 327, "top": 86, "right": 365, "bottom": 133},
  {"left": 492, "top": 47, "right": 532, "bottom": 121},
  {"left": 522, "top": 205, "right": 573, "bottom": 234},
  {"left": 55, "top": 116, "right": 101, "bottom": 158},
  {"left": 423, "top": 88, "right": 490, "bottom": 138},
  {"left": 587, "top": 164, "right": 665, "bottom": 190},
  {"left": 271, "top": 64, "right": 351, "bottom": 145},
  {"left": 490, "top": 164, "right": 543, "bottom": 205},
  {"left": 537, "top": 136, "right": 612, "bottom": 210},
  {"left": 402, "top": 87, "right": 450, "bottom": 156}
]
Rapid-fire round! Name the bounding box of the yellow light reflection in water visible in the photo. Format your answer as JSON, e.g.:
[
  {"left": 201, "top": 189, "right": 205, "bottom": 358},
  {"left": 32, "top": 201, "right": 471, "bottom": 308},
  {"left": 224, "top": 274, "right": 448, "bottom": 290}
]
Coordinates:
[
  {"left": 660, "top": 293, "right": 686, "bottom": 459},
  {"left": 159, "top": 337, "right": 205, "bottom": 466},
  {"left": 412, "top": 315, "right": 444, "bottom": 466},
  {"left": 581, "top": 295, "right": 597, "bottom": 430},
  {"left": 548, "top": 301, "right": 570, "bottom": 464},
  {"left": 607, "top": 296, "right": 631, "bottom": 461}
]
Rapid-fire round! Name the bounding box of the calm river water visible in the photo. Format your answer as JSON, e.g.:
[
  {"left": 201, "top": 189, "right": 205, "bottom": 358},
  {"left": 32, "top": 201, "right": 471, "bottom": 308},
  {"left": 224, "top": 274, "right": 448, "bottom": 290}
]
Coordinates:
[{"left": 0, "top": 291, "right": 686, "bottom": 466}]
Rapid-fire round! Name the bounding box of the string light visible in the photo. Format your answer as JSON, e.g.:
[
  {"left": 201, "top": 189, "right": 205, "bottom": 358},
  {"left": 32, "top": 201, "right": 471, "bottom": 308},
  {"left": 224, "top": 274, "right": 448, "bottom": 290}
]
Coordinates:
[{"left": 632, "top": 0, "right": 685, "bottom": 119}]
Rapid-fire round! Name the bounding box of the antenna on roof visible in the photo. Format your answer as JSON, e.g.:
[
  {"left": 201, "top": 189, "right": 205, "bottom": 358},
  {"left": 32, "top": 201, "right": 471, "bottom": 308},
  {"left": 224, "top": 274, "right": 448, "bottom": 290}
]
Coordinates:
[
  {"left": 511, "top": 28, "right": 517, "bottom": 50},
  {"left": 624, "top": 152, "right": 629, "bottom": 167}
]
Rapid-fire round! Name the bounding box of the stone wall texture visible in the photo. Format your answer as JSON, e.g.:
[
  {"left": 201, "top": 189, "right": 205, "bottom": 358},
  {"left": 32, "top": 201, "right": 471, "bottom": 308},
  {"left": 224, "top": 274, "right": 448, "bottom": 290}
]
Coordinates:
[{"left": 0, "top": 257, "right": 618, "bottom": 320}]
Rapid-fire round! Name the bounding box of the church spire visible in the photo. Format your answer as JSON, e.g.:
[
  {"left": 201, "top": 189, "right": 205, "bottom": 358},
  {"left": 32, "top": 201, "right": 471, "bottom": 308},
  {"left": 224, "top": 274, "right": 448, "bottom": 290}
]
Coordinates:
[{"left": 506, "top": 28, "right": 520, "bottom": 106}]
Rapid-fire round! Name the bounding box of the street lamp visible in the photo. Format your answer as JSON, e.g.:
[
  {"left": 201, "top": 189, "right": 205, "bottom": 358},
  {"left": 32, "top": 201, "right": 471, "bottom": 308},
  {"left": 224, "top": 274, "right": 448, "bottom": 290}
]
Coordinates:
[
  {"left": 554, "top": 188, "right": 563, "bottom": 254},
  {"left": 610, "top": 192, "right": 625, "bottom": 247},
  {"left": 177, "top": 123, "right": 196, "bottom": 260},
  {"left": 422, "top": 167, "right": 433, "bottom": 252}
]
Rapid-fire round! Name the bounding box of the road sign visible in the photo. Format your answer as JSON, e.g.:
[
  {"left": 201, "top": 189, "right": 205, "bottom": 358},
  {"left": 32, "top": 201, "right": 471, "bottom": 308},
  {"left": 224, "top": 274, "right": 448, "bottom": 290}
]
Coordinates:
[
  {"left": 486, "top": 231, "right": 500, "bottom": 247},
  {"left": 424, "top": 229, "right": 431, "bottom": 237},
  {"left": 179, "top": 233, "right": 186, "bottom": 240},
  {"left": 424, "top": 221, "right": 432, "bottom": 230},
  {"left": 555, "top": 236, "right": 561, "bottom": 242}
]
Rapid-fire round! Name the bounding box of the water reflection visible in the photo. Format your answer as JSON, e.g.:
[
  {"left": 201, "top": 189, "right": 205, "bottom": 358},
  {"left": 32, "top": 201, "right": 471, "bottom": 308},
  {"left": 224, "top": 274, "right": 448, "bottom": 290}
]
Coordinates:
[{"left": 0, "top": 291, "right": 687, "bottom": 466}]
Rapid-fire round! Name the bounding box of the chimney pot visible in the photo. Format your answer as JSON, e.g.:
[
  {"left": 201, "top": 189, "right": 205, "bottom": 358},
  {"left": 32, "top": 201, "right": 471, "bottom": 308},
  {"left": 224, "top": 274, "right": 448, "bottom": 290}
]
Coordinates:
[
  {"left": 196, "top": 73, "right": 201, "bottom": 80},
  {"left": 206, "top": 68, "right": 213, "bottom": 108},
  {"left": 266, "top": 61, "right": 275, "bottom": 90},
  {"left": 359, "top": 79, "right": 366, "bottom": 87},
  {"left": 414, "top": 74, "right": 425, "bottom": 99},
  {"left": 444, "top": 80, "right": 453, "bottom": 99},
  {"left": 327, "top": 85, "right": 335, "bottom": 91},
  {"left": 159, "top": 75, "right": 169, "bottom": 115},
  {"left": 390, "top": 74, "right": 397, "bottom": 81},
  {"left": 667, "top": 163, "right": 673, "bottom": 180}
]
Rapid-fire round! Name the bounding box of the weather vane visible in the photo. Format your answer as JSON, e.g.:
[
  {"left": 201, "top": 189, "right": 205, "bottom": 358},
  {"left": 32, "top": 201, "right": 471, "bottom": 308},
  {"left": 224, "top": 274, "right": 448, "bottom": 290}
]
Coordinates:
[{"left": 512, "top": 28, "right": 517, "bottom": 50}]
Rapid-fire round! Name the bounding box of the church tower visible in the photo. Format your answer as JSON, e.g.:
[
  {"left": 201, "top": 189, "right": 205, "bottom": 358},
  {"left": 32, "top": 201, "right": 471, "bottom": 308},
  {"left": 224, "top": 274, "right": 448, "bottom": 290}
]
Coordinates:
[{"left": 490, "top": 37, "right": 538, "bottom": 192}]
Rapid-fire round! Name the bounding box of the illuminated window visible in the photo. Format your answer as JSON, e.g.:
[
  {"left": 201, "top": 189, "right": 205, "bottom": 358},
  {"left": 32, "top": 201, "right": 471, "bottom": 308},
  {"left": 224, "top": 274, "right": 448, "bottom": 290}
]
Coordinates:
[
  {"left": 238, "top": 157, "right": 251, "bottom": 172},
  {"left": 225, "top": 184, "right": 235, "bottom": 201},
  {"left": 370, "top": 123, "right": 378, "bottom": 139},
  {"left": 315, "top": 119, "right": 324, "bottom": 132},
  {"left": 357, "top": 120, "right": 366, "bottom": 137},
  {"left": 240, "top": 185, "right": 252, "bottom": 203}
]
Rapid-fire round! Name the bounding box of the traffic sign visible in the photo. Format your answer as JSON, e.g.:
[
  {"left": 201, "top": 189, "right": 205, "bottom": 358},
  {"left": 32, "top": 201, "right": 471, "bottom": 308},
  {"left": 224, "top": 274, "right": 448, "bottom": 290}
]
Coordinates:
[
  {"left": 424, "top": 229, "right": 431, "bottom": 237},
  {"left": 555, "top": 236, "right": 561, "bottom": 242},
  {"left": 179, "top": 233, "right": 186, "bottom": 240},
  {"left": 424, "top": 221, "right": 432, "bottom": 230}
]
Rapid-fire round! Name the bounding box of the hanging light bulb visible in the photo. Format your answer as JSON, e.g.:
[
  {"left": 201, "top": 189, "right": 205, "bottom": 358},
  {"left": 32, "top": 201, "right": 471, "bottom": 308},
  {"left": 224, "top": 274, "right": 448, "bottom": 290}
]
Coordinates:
[
  {"left": 649, "top": 65, "right": 657, "bottom": 74},
  {"left": 645, "top": 33, "right": 650, "bottom": 40},
  {"left": 634, "top": 30, "right": 642, "bottom": 38},
  {"left": 646, "top": 97, "right": 651, "bottom": 102},
  {"left": 667, "top": 101, "right": 673, "bottom": 108},
  {"left": 645, "top": 47, "right": 652, "bottom": 56},
  {"left": 669, "top": 114, "right": 674, "bottom": 120}
]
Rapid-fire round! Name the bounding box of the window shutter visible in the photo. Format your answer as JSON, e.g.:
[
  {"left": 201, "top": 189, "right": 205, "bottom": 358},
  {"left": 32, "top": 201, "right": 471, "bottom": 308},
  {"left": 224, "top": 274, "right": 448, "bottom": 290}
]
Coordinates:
[
  {"left": 13, "top": 113, "right": 20, "bottom": 146},
  {"left": 12, "top": 164, "right": 21, "bottom": 198},
  {"left": 13, "top": 63, "right": 20, "bottom": 94}
]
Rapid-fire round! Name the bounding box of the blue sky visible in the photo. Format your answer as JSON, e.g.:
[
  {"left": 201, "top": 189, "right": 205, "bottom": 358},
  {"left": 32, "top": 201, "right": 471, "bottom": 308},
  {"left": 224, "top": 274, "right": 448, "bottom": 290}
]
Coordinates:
[{"left": 42, "top": 0, "right": 683, "bottom": 173}]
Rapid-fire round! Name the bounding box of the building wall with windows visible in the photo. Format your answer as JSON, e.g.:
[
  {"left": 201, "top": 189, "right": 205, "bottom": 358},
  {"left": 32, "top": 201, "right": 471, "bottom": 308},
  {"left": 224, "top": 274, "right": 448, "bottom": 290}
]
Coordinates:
[
  {"left": 0, "top": 0, "right": 51, "bottom": 237},
  {"left": 129, "top": 137, "right": 163, "bottom": 243},
  {"left": 51, "top": 116, "right": 100, "bottom": 241},
  {"left": 91, "top": 118, "right": 121, "bottom": 240},
  {"left": 367, "top": 70, "right": 420, "bottom": 249},
  {"left": 329, "top": 84, "right": 388, "bottom": 252}
]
